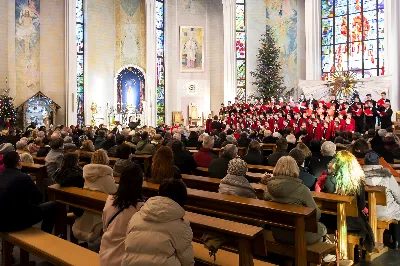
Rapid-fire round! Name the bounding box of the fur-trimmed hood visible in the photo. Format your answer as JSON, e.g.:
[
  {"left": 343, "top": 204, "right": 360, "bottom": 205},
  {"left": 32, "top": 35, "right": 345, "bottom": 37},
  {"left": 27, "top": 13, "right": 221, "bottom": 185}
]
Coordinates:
[{"left": 363, "top": 165, "right": 392, "bottom": 186}]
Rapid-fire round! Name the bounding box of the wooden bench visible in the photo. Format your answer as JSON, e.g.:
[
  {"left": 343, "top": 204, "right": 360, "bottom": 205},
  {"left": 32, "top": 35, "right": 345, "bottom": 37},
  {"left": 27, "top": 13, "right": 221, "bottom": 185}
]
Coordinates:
[
  {"left": 47, "top": 185, "right": 271, "bottom": 266},
  {"left": 247, "top": 165, "right": 274, "bottom": 174},
  {"left": 137, "top": 183, "right": 334, "bottom": 266},
  {"left": 261, "top": 144, "right": 277, "bottom": 153},
  {"left": 21, "top": 162, "right": 48, "bottom": 200},
  {"left": 195, "top": 167, "right": 264, "bottom": 183},
  {"left": 131, "top": 154, "right": 152, "bottom": 173},
  {"left": 0, "top": 227, "right": 100, "bottom": 266}
]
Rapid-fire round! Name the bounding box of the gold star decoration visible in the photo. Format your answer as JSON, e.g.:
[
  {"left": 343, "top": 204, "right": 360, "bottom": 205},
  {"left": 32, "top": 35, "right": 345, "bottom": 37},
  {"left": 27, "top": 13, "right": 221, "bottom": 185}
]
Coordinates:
[{"left": 327, "top": 69, "right": 358, "bottom": 99}]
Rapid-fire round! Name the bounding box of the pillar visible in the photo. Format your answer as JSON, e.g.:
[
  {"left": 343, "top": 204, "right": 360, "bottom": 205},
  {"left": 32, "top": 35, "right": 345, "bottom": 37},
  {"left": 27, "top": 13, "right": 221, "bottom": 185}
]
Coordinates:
[{"left": 222, "top": 0, "right": 236, "bottom": 104}]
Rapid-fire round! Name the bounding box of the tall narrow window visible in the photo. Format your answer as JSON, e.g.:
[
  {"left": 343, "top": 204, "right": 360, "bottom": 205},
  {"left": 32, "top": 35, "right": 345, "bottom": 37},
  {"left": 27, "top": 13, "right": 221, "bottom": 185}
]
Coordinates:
[
  {"left": 236, "top": 0, "right": 246, "bottom": 102},
  {"left": 321, "top": 0, "right": 384, "bottom": 80},
  {"left": 76, "top": 0, "right": 85, "bottom": 125},
  {"left": 156, "top": 0, "right": 165, "bottom": 125}
]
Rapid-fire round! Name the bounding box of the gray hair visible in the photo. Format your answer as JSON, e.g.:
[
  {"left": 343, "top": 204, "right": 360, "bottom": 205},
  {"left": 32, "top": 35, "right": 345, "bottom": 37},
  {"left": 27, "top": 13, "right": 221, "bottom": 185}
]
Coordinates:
[
  {"left": 64, "top": 136, "right": 73, "bottom": 144},
  {"left": 272, "top": 132, "right": 282, "bottom": 139},
  {"left": 321, "top": 141, "right": 336, "bottom": 156},
  {"left": 16, "top": 141, "right": 28, "bottom": 150},
  {"left": 20, "top": 153, "right": 34, "bottom": 164},
  {"left": 378, "top": 129, "right": 387, "bottom": 137},
  {"left": 286, "top": 134, "right": 296, "bottom": 144},
  {"left": 173, "top": 133, "right": 181, "bottom": 141},
  {"left": 202, "top": 135, "right": 214, "bottom": 149},
  {"left": 223, "top": 144, "right": 238, "bottom": 159}
]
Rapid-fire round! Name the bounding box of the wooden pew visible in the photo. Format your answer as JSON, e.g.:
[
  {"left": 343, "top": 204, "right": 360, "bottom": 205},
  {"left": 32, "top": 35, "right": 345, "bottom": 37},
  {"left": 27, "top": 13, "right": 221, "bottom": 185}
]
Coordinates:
[
  {"left": 136, "top": 183, "right": 334, "bottom": 266},
  {"left": 247, "top": 164, "right": 274, "bottom": 174},
  {"left": 0, "top": 227, "right": 99, "bottom": 266},
  {"left": 21, "top": 162, "right": 48, "bottom": 200},
  {"left": 131, "top": 154, "right": 152, "bottom": 173},
  {"left": 261, "top": 144, "right": 277, "bottom": 153},
  {"left": 47, "top": 185, "right": 271, "bottom": 266},
  {"left": 195, "top": 167, "right": 264, "bottom": 183}
]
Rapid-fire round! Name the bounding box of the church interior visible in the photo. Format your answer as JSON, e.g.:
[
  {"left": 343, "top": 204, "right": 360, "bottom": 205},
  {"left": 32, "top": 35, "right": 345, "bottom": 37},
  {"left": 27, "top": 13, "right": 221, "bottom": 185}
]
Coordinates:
[{"left": 0, "top": 0, "right": 400, "bottom": 265}]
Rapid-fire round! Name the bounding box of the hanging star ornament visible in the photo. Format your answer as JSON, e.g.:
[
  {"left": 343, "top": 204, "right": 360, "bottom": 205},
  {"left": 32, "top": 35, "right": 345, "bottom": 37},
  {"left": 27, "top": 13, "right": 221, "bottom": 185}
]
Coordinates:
[{"left": 327, "top": 69, "right": 359, "bottom": 99}]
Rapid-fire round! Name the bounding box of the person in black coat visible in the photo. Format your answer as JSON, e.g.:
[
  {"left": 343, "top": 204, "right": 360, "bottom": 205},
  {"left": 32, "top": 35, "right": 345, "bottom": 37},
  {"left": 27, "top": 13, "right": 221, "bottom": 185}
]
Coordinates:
[
  {"left": 238, "top": 133, "right": 251, "bottom": 148},
  {"left": 243, "top": 140, "right": 264, "bottom": 165},
  {"left": 0, "top": 152, "right": 57, "bottom": 233},
  {"left": 289, "top": 148, "right": 317, "bottom": 190},
  {"left": 379, "top": 102, "right": 393, "bottom": 130},
  {"left": 211, "top": 116, "right": 223, "bottom": 132},
  {"left": 267, "top": 138, "right": 288, "bottom": 166},
  {"left": 208, "top": 144, "right": 237, "bottom": 178},
  {"left": 53, "top": 153, "right": 84, "bottom": 216},
  {"left": 308, "top": 141, "right": 336, "bottom": 177},
  {"left": 186, "top": 131, "right": 199, "bottom": 148},
  {"left": 170, "top": 140, "right": 197, "bottom": 175}
]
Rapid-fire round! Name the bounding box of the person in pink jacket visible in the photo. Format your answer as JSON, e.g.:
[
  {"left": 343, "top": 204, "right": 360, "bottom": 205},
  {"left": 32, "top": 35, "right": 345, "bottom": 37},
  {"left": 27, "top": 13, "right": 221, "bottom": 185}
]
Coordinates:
[{"left": 100, "top": 164, "right": 144, "bottom": 266}]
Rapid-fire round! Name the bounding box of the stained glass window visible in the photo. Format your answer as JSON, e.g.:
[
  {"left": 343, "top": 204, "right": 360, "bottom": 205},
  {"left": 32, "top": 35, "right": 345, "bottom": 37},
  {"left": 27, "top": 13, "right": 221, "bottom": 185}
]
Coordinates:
[
  {"left": 76, "top": 0, "right": 84, "bottom": 125},
  {"left": 321, "top": 0, "right": 385, "bottom": 80},
  {"left": 236, "top": 0, "right": 246, "bottom": 102},
  {"left": 156, "top": 0, "right": 165, "bottom": 125}
]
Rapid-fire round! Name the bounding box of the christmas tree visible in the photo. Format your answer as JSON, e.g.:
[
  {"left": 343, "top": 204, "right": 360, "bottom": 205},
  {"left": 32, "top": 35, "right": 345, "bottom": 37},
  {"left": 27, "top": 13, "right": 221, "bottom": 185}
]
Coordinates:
[
  {"left": 250, "top": 29, "right": 286, "bottom": 100},
  {"left": 0, "top": 87, "right": 17, "bottom": 126}
]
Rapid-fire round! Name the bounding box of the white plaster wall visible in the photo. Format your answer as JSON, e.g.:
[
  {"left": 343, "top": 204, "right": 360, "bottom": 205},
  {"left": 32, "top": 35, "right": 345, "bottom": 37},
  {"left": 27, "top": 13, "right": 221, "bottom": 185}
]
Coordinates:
[
  {"left": 165, "top": 0, "right": 223, "bottom": 125},
  {"left": 297, "top": 0, "right": 306, "bottom": 96},
  {"left": 0, "top": 0, "right": 8, "bottom": 89},
  {"left": 85, "top": 0, "right": 116, "bottom": 124},
  {"left": 246, "top": 0, "right": 266, "bottom": 98},
  {"left": 40, "top": 0, "right": 66, "bottom": 125}
]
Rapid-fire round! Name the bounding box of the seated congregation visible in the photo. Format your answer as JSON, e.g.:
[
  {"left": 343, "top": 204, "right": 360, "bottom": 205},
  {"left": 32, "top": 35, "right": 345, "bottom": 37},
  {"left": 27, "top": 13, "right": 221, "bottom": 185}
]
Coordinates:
[{"left": 0, "top": 124, "right": 399, "bottom": 265}]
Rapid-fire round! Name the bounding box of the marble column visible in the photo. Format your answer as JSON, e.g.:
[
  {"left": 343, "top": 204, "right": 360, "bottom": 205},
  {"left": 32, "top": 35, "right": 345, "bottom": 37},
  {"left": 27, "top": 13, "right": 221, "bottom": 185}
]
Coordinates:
[
  {"left": 146, "top": 0, "right": 157, "bottom": 126},
  {"left": 386, "top": 0, "right": 400, "bottom": 112},
  {"left": 222, "top": 0, "right": 236, "bottom": 104},
  {"left": 305, "top": 0, "right": 322, "bottom": 80}
]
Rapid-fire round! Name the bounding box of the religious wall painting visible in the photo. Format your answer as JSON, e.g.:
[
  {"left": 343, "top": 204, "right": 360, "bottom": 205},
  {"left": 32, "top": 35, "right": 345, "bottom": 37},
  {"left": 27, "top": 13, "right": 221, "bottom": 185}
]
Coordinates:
[
  {"left": 116, "top": 65, "right": 146, "bottom": 113},
  {"left": 180, "top": 26, "right": 204, "bottom": 72},
  {"left": 265, "top": 0, "right": 297, "bottom": 91},
  {"left": 15, "top": 0, "right": 40, "bottom": 98},
  {"left": 116, "top": 0, "right": 146, "bottom": 70}
]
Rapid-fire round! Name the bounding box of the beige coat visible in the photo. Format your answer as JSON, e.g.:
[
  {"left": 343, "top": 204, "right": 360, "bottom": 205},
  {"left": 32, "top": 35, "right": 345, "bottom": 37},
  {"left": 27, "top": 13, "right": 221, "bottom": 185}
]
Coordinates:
[
  {"left": 100, "top": 196, "right": 144, "bottom": 266},
  {"left": 122, "top": 196, "right": 194, "bottom": 266},
  {"left": 72, "top": 164, "right": 117, "bottom": 242}
]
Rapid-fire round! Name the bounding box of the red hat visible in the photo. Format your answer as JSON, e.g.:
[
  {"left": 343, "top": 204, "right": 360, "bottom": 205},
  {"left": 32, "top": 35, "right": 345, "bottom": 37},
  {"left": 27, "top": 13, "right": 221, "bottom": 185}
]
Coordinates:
[{"left": 340, "top": 110, "right": 347, "bottom": 116}]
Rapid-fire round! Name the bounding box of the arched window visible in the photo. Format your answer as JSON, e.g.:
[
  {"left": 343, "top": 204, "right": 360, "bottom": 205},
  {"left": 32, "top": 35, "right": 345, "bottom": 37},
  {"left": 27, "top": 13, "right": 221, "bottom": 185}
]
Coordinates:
[
  {"left": 156, "top": 0, "right": 165, "bottom": 125},
  {"left": 321, "top": 0, "right": 384, "bottom": 80},
  {"left": 76, "top": 0, "right": 85, "bottom": 125},
  {"left": 236, "top": 0, "right": 246, "bottom": 102}
]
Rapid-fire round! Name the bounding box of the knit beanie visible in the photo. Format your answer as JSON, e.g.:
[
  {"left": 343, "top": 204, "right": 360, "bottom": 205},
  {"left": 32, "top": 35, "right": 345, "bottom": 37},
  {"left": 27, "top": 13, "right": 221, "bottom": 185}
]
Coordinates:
[
  {"left": 227, "top": 158, "right": 247, "bottom": 176},
  {"left": 364, "top": 151, "right": 380, "bottom": 165}
]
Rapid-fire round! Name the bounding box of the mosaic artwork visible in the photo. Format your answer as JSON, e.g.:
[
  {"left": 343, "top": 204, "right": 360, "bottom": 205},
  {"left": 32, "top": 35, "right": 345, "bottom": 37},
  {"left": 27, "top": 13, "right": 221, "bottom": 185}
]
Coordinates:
[
  {"left": 265, "top": 0, "right": 297, "bottom": 90},
  {"left": 321, "top": 0, "right": 385, "bottom": 80},
  {"left": 115, "top": 0, "right": 146, "bottom": 70},
  {"left": 180, "top": 26, "right": 204, "bottom": 72},
  {"left": 236, "top": 0, "right": 246, "bottom": 102},
  {"left": 156, "top": 0, "right": 165, "bottom": 125},
  {"left": 15, "top": 0, "right": 40, "bottom": 98}
]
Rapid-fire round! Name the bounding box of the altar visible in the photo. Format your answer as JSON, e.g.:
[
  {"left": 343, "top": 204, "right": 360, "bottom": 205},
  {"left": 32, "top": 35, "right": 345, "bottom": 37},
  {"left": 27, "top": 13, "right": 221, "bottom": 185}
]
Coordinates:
[{"left": 114, "top": 65, "right": 146, "bottom": 126}]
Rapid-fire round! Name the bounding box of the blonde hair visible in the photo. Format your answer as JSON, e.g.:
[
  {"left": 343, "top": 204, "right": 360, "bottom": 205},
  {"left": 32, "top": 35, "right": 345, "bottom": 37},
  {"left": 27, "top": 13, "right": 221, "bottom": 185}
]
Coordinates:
[
  {"left": 330, "top": 151, "right": 364, "bottom": 196},
  {"left": 81, "top": 140, "right": 95, "bottom": 152},
  {"left": 91, "top": 149, "right": 109, "bottom": 165},
  {"left": 273, "top": 156, "right": 299, "bottom": 178},
  {"left": 20, "top": 153, "right": 34, "bottom": 164},
  {"left": 296, "top": 142, "right": 312, "bottom": 158}
]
